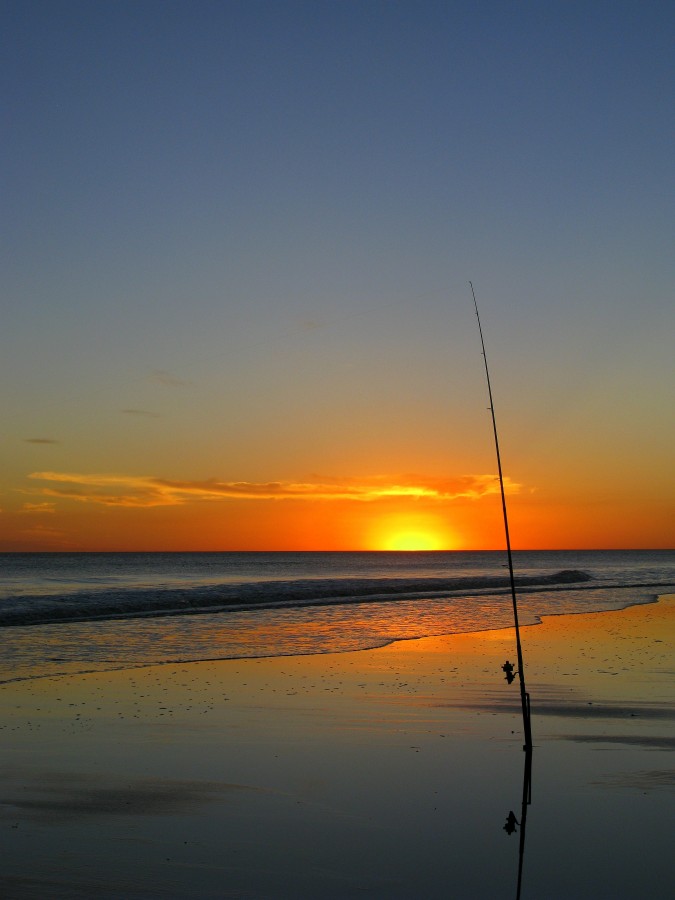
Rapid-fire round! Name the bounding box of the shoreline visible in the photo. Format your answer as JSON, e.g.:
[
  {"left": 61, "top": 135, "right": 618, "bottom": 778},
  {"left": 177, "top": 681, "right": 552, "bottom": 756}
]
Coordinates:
[
  {"left": 0, "top": 588, "right": 670, "bottom": 689},
  {"left": 0, "top": 594, "right": 673, "bottom": 897}
]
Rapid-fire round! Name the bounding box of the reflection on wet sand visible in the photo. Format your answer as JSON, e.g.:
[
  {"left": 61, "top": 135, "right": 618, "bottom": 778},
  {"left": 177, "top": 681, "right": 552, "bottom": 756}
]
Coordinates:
[
  {"left": 0, "top": 596, "right": 672, "bottom": 897},
  {"left": 503, "top": 747, "right": 533, "bottom": 900}
]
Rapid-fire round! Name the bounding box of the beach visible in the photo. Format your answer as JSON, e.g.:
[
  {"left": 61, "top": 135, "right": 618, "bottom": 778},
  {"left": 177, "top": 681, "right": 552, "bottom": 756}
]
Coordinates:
[{"left": 0, "top": 594, "right": 672, "bottom": 899}]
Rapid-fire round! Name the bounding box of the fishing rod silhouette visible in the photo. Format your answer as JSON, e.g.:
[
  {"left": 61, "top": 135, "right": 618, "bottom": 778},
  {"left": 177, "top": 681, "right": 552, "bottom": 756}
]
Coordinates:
[
  {"left": 503, "top": 745, "right": 533, "bottom": 900},
  {"left": 470, "top": 282, "right": 533, "bottom": 751}
]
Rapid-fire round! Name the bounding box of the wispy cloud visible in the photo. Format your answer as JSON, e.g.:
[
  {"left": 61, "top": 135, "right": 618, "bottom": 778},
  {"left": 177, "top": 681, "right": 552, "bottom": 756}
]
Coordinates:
[
  {"left": 294, "top": 316, "right": 324, "bottom": 333},
  {"left": 121, "top": 409, "right": 160, "bottom": 418},
  {"left": 24, "top": 437, "right": 59, "bottom": 445},
  {"left": 149, "top": 369, "right": 192, "bottom": 388},
  {"left": 20, "top": 523, "right": 67, "bottom": 542},
  {"left": 25, "top": 471, "right": 519, "bottom": 509},
  {"left": 22, "top": 502, "right": 56, "bottom": 513}
]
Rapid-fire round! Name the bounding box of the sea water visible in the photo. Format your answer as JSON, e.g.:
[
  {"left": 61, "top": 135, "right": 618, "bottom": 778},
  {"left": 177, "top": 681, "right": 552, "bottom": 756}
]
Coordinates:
[{"left": 0, "top": 550, "right": 673, "bottom": 683}]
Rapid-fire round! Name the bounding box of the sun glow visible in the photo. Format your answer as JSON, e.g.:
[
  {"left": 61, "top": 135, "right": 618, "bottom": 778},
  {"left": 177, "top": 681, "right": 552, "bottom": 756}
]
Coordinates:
[
  {"left": 367, "top": 512, "right": 459, "bottom": 552},
  {"left": 382, "top": 531, "right": 444, "bottom": 551}
]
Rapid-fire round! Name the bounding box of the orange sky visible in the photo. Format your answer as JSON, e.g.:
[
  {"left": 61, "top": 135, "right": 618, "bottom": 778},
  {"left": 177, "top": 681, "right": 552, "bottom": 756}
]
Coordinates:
[
  {"left": 3, "top": 471, "right": 673, "bottom": 551},
  {"left": 3, "top": 346, "right": 673, "bottom": 551}
]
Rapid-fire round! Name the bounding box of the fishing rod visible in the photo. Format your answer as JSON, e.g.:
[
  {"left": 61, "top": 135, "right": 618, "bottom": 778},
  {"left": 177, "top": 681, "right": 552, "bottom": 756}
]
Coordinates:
[{"left": 469, "top": 282, "right": 533, "bottom": 750}]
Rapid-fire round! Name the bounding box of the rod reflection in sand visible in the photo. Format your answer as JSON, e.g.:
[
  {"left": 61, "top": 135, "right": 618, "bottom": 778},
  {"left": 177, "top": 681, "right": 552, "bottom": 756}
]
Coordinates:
[{"left": 503, "top": 746, "right": 533, "bottom": 900}]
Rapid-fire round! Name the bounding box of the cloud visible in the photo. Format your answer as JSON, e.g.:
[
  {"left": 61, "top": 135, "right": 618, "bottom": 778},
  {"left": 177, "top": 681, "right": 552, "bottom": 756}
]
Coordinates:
[
  {"left": 26, "top": 472, "right": 177, "bottom": 508},
  {"left": 22, "top": 502, "right": 56, "bottom": 513},
  {"left": 24, "top": 438, "right": 59, "bottom": 444},
  {"left": 149, "top": 369, "right": 192, "bottom": 388},
  {"left": 25, "top": 471, "right": 520, "bottom": 509},
  {"left": 20, "top": 523, "right": 66, "bottom": 540},
  {"left": 294, "top": 316, "right": 324, "bottom": 333},
  {"left": 121, "top": 409, "right": 160, "bottom": 418}
]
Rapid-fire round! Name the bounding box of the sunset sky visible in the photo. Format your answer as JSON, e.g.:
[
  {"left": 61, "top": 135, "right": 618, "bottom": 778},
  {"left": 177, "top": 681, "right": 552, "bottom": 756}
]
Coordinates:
[{"left": 2, "top": 1, "right": 673, "bottom": 551}]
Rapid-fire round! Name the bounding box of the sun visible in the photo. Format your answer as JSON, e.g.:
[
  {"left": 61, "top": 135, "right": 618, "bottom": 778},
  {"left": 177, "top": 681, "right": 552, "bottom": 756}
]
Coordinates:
[
  {"left": 380, "top": 530, "right": 446, "bottom": 551},
  {"left": 367, "top": 513, "right": 458, "bottom": 551}
]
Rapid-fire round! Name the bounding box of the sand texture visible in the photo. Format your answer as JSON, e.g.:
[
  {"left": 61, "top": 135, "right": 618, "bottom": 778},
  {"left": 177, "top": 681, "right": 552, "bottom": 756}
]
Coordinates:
[{"left": 0, "top": 595, "right": 673, "bottom": 898}]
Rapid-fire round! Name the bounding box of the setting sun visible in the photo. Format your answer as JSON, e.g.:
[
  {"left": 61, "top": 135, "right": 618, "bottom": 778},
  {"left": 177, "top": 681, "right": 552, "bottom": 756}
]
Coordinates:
[
  {"left": 369, "top": 513, "right": 458, "bottom": 551},
  {"left": 382, "top": 531, "right": 445, "bottom": 551}
]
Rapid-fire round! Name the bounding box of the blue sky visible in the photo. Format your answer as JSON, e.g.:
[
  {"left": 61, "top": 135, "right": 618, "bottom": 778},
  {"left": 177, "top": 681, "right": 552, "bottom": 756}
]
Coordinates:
[{"left": 2, "top": 1, "right": 673, "bottom": 549}]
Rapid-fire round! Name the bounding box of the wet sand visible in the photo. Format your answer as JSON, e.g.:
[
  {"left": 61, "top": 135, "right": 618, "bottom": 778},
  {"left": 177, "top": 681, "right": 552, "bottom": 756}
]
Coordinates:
[{"left": 0, "top": 595, "right": 673, "bottom": 898}]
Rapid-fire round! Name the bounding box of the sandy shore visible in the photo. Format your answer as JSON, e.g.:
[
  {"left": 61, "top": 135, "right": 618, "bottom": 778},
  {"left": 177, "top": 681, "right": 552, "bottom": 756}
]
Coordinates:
[{"left": 0, "top": 595, "right": 673, "bottom": 898}]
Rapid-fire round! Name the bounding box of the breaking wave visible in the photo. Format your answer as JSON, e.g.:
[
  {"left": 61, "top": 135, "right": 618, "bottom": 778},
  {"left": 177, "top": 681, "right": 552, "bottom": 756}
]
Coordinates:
[{"left": 0, "top": 569, "right": 592, "bottom": 628}]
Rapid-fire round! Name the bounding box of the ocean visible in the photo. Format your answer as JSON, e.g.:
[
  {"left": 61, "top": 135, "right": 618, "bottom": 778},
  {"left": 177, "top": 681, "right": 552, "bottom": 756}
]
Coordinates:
[{"left": 1, "top": 550, "right": 673, "bottom": 684}]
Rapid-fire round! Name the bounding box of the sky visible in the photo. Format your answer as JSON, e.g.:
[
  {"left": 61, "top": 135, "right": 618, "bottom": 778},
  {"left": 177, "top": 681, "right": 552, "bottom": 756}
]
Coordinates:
[{"left": 2, "top": 0, "right": 673, "bottom": 551}]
